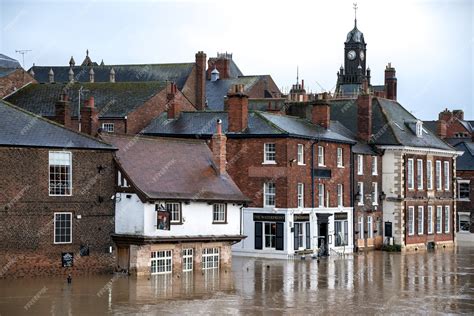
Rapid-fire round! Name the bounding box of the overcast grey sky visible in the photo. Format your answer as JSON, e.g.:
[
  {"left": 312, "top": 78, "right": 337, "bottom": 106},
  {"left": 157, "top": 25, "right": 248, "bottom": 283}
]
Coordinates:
[{"left": 1, "top": 0, "right": 472, "bottom": 120}]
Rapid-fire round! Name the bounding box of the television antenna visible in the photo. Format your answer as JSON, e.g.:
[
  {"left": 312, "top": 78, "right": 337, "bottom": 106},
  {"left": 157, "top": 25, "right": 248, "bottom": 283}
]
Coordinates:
[{"left": 15, "top": 49, "right": 32, "bottom": 68}]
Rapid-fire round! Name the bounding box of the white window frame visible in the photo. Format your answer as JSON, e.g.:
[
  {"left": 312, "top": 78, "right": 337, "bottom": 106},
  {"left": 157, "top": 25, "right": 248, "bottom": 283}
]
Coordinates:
[
  {"left": 407, "top": 158, "right": 414, "bottom": 190},
  {"left": 416, "top": 121, "right": 423, "bottom": 137},
  {"left": 264, "top": 182, "right": 276, "bottom": 207},
  {"left": 372, "top": 156, "right": 377, "bottom": 175},
  {"left": 318, "top": 146, "right": 325, "bottom": 166},
  {"left": 101, "top": 122, "right": 114, "bottom": 133},
  {"left": 54, "top": 212, "right": 72, "bottom": 244},
  {"left": 357, "top": 182, "right": 364, "bottom": 206},
  {"left": 357, "top": 155, "right": 364, "bottom": 175},
  {"left": 358, "top": 216, "right": 364, "bottom": 239},
  {"left": 264, "top": 222, "right": 277, "bottom": 249},
  {"left": 408, "top": 206, "right": 415, "bottom": 236},
  {"left": 417, "top": 159, "right": 423, "bottom": 190},
  {"left": 337, "top": 184, "right": 343, "bottom": 207},
  {"left": 297, "top": 144, "right": 305, "bottom": 165},
  {"left": 202, "top": 248, "right": 219, "bottom": 270},
  {"left": 213, "top": 203, "right": 226, "bottom": 223},
  {"left": 427, "top": 206, "right": 434, "bottom": 234},
  {"left": 166, "top": 202, "right": 181, "bottom": 223},
  {"left": 294, "top": 222, "right": 304, "bottom": 250},
  {"left": 367, "top": 216, "right": 373, "bottom": 238},
  {"left": 444, "top": 161, "right": 450, "bottom": 191},
  {"left": 263, "top": 143, "right": 276, "bottom": 164},
  {"left": 182, "top": 248, "right": 193, "bottom": 272},
  {"left": 444, "top": 206, "right": 450, "bottom": 233},
  {"left": 297, "top": 183, "right": 304, "bottom": 208},
  {"left": 427, "top": 160, "right": 433, "bottom": 190},
  {"left": 458, "top": 180, "right": 470, "bottom": 201},
  {"left": 318, "top": 183, "right": 324, "bottom": 208},
  {"left": 436, "top": 161, "right": 442, "bottom": 191},
  {"left": 417, "top": 206, "right": 424, "bottom": 235},
  {"left": 151, "top": 250, "right": 172, "bottom": 275},
  {"left": 49, "top": 151, "right": 72, "bottom": 196},
  {"left": 436, "top": 206, "right": 442, "bottom": 234},
  {"left": 459, "top": 212, "right": 471, "bottom": 232},
  {"left": 337, "top": 148, "right": 344, "bottom": 168},
  {"left": 372, "top": 182, "right": 378, "bottom": 206}
]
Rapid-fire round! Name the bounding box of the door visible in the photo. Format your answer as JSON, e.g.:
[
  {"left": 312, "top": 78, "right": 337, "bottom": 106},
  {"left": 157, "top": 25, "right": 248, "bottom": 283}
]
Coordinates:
[
  {"left": 117, "top": 246, "right": 130, "bottom": 272},
  {"left": 318, "top": 223, "right": 329, "bottom": 256}
]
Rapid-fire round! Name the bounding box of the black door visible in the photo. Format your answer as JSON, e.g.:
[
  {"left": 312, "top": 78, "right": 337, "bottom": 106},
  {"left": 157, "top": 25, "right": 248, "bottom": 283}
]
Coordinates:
[{"left": 318, "top": 222, "right": 329, "bottom": 256}]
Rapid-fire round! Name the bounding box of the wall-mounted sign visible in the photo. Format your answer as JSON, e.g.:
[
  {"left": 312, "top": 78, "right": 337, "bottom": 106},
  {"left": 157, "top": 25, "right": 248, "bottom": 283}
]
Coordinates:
[
  {"left": 253, "top": 213, "right": 285, "bottom": 222},
  {"left": 62, "top": 252, "right": 74, "bottom": 267},
  {"left": 80, "top": 245, "right": 89, "bottom": 256},
  {"left": 294, "top": 214, "right": 310, "bottom": 222},
  {"left": 334, "top": 213, "right": 348, "bottom": 220},
  {"left": 313, "top": 168, "right": 332, "bottom": 179},
  {"left": 157, "top": 211, "right": 171, "bottom": 230}
]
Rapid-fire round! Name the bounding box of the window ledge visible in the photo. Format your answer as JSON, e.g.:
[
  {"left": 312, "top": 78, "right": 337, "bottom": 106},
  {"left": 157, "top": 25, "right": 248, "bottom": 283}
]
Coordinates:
[
  {"left": 212, "top": 221, "right": 228, "bottom": 225},
  {"left": 297, "top": 163, "right": 306, "bottom": 166},
  {"left": 262, "top": 161, "right": 277, "bottom": 165},
  {"left": 337, "top": 165, "right": 345, "bottom": 169},
  {"left": 318, "top": 164, "right": 326, "bottom": 167},
  {"left": 372, "top": 173, "right": 378, "bottom": 176},
  {"left": 170, "top": 222, "right": 183, "bottom": 225},
  {"left": 458, "top": 198, "right": 470, "bottom": 202}
]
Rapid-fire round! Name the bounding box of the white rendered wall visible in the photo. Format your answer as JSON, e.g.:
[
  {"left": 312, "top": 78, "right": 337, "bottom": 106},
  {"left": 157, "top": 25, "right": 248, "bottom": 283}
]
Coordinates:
[{"left": 115, "top": 193, "right": 145, "bottom": 234}]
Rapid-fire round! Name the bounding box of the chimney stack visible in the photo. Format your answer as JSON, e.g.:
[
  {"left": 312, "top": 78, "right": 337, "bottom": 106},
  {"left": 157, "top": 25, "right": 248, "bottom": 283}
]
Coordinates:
[
  {"left": 80, "top": 96, "right": 99, "bottom": 136},
  {"left": 436, "top": 120, "right": 447, "bottom": 139},
  {"left": 384, "top": 63, "right": 397, "bottom": 101},
  {"left": 226, "top": 84, "right": 248, "bottom": 133},
  {"left": 195, "top": 51, "right": 207, "bottom": 111},
  {"left": 357, "top": 91, "right": 373, "bottom": 141},
  {"left": 54, "top": 90, "right": 71, "bottom": 128},
  {"left": 207, "top": 52, "right": 232, "bottom": 80},
  {"left": 166, "top": 82, "right": 180, "bottom": 119},
  {"left": 212, "top": 119, "right": 227, "bottom": 175},
  {"left": 453, "top": 110, "right": 464, "bottom": 121},
  {"left": 311, "top": 93, "right": 330, "bottom": 129}
]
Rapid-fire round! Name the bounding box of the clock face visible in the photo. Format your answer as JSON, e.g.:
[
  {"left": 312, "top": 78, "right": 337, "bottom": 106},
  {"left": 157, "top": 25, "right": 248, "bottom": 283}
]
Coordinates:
[
  {"left": 360, "top": 51, "right": 365, "bottom": 61},
  {"left": 347, "top": 50, "right": 356, "bottom": 60}
]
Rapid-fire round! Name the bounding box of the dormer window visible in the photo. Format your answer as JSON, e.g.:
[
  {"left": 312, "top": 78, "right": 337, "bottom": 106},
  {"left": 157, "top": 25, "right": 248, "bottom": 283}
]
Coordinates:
[{"left": 416, "top": 121, "right": 423, "bottom": 137}]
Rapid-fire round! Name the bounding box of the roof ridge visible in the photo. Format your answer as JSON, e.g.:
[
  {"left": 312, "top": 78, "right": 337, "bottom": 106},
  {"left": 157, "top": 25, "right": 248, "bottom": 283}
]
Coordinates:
[
  {"left": 374, "top": 97, "right": 402, "bottom": 146},
  {"left": 101, "top": 132, "right": 206, "bottom": 145},
  {"left": 31, "top": 62, "right": 194, "bottom": 68}
]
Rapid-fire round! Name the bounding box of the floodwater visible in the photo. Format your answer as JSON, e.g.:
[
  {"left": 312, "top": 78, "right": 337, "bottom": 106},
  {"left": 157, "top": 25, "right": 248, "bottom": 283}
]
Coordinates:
[{"left": 1, "top": 246, "right": 474, "bottom": 315}]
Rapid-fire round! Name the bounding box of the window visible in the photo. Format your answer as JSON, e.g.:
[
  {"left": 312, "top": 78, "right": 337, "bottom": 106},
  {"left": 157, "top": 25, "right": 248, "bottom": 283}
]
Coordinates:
[
  {"left": 418, "top": 206, "right": 424, "bottom": 235},
  {"left": 427, "top": 206, "right": 434, "bottom": 234},
  {"left": 318, "top": 184, "right": 324, "bottom": 207},
  {"left": 407, "top": 159, "right": 414, "bottom": 190},
  {"left": 49, "top": 151, "right": 72, "bottom": 196},
  {"left": 427, "top": 160, "right": 433, "bottom": 190},
  {"left": 297, "top": 144, "right": 304, "bottom": 165},
  {"left": 436, "top": 161, "right": 442, "bottom": 190},
  {"left": 372, "top": 156, "right": 378, "bottom": 175},
  {"left": 436, "top": 206, "right": 442, "bottom": 234},
  {"left": 357, "top": 182, "right": 364, "bottom": 205},
  {"left": 459, "top": 181, "right": 470, "bottom": 200},
  {"left": 357, "top": 155, "right": 363, "bottom": 175},
  {"left": 297, "top": 183, "right": 304, "bottom": 208},
  {"left": 117, "top": 170, "right": 129, "bottom": 187},
  {"left": 358, "top": 216, "right": 364, "bottom": 239},
  {"left": 337, "top": 148, "right": 343, "bottom": 167},
  {"left": 408, "top": 206, "right": 415, "bottom": 236},
  {"left": 182, "top": 248, "right": 193, "bottom": 272},
  {"left": 54, "top": 212, "right": 72, "bottom": 244},
  {"left": 101, "top": 123, "right": 114, "bottom": 133},
  {"left": 264, "top": 223, "right": 277, "bottom": 248},
  {"left": 417, "top": 159, "right": 423, "bottom": 190},
  {"left": 459, "top": 213, "right": 471, "bottom": 232},
  {"left": 444, "top": 206, "right": 450, "bottom": 233},
  {"left": 264, "top": 143, "right": 276, "bottom": 163},
  {"left": 337, "top": 184, "right": 343, "bottom": 207},
  {"left": 151, "top": 250, "right": 172, "bottom": 275},
  {"left": 213, "top": 203, "right": 226, "bottom": 223},
  {"left": 294, "top": 222, "right": 304, "bottom": 250},
  {"left": 264, "top": 182, "right": 276, "bottom": 207},
  {"left": 335, "top": 219, "right": 348, "bottom": 246},
  {"left": 166, "top": 202, "right": 181, "bottom": 223},
  {"left": 318, "top": 146, "right": 325, "bottom": 166},
  {"left": 372, "top": 182, "right": 378, "bottom": 205},
  {"left": 202, "top": 248, "right": 219, "bottom": 270},
  {"left": 444, "top": 161, "right": 450, "bottom": 191},
  {"left": 416, "top": 121, "right": 423, "bottom": 137},
  {"left": 367, "top": 216, "right": 373, "bottom": 238}
]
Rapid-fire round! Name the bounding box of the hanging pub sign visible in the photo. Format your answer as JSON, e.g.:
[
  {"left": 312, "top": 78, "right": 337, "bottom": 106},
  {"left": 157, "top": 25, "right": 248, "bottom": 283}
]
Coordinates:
[
  {"left": 294, "top": 214, "right": 310, "bottom": 222},
  {"left": 62, "top": 252, "right": 74, "bottom": 267},
  {"left": 79, "top": 245, "right": 89, "bottom": 256},
  {"left": 157, "top": 211, "right": 171, "bottom": 230},
  {"left": 334, "top": 213, "right": 348, "bottom": 220},
  {"left": 253, "top": 213, "right": 285, "bottom": 222}
]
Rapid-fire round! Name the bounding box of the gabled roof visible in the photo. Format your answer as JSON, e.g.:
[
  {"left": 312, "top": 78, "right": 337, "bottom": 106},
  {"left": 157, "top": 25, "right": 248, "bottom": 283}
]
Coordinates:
[
  {"left": 28, "top": 63, "right": 194, "bottom": 88},
  {"left": 0, "top": 100, "right": 114, "bottom": 150},
  {"left": 330, "top": 97, "right": 454, "bottom": 151},
  {"left": 143, "top": 110, "right": 355, "bottom": 144},
  {"left": 5, "top": 81, "right": 168, "bottom": 118},
  {"left": 101, "top": 134, "right": 249, "bottom": 202},
  {"left": 454, "top": 142, "right": 474, "bottom": 171}
]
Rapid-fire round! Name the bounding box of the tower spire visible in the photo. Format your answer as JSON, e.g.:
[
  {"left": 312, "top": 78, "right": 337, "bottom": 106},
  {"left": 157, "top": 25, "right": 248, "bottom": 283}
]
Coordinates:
[
  {"left": 296, "top": 65, "right": 299, "bottom": 85},
  {"left": 353, "top": 2, "right": 358, "bottom": 27}
]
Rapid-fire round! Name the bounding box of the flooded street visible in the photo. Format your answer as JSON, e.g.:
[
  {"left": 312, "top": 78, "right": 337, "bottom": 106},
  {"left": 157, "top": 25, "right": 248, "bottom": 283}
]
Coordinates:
[{"left": 1, "top": 245, "right": 474, "bottom": 315}]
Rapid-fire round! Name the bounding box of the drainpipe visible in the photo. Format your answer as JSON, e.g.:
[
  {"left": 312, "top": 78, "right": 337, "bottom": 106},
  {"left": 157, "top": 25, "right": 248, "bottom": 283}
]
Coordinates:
[
  {"left": 311, "top": 139, "right": 320, "bottom": 209},
  {"left": 350, "top": 145, "right": 355, "bottom": 252}
]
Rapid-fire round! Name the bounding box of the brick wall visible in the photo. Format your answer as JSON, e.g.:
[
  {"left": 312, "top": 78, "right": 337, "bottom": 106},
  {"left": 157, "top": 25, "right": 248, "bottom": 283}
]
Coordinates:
[
  {"left": 0, "top": 69, "right": 36, "bottom": 98},
  {"left": 0, "top": 147, "right": 116, "bottom": 277}
]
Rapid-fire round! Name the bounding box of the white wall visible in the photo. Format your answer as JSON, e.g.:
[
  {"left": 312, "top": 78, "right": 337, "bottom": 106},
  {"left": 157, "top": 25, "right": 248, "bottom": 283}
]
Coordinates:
[{"left": 115, "top": 193, "right": 145, "bottom": 234}]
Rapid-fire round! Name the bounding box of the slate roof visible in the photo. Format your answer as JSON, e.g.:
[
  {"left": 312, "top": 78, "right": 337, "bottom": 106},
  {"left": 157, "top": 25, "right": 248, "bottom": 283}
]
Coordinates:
[
  {"left": 248, "top": 98, "right": 286, "bottom": 111},
  {"left": 0, "top": 68, "right": 18, "bottom": 78},
  {"left": 0, "top": 54, "right": 21, "bottom": 69},
  {"left": 330, "top": 97, "right": 454, "bottom": 151},
  {"left": 0, "top": 100, "right": 114, "bottom": 150},
  {"left": 143, "top": 110, "right": 355, "bottom": 144},
  {"left": 5, "top": 81, "right": 168, "bottom": 118},
  {"left": 454, "top": 142, "right": 474, "bottom": 171},
  {"left": 28, "top": 63, "right": 194, "bottom": 88},
  {"left": 101, "top": 134, "right": 249, "bottom": 202}
]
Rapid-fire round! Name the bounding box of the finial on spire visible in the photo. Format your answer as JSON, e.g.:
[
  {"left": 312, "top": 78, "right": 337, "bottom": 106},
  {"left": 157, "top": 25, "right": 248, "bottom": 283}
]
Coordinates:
[
  {"left": 86, "top": 49, "right": 89, "bottom": 57},
  {"left": 296, "top": 65, "right": 299, "bottom": 85},
  {"left": 353, "top": 2, "right": 358, "bottom": 27}
]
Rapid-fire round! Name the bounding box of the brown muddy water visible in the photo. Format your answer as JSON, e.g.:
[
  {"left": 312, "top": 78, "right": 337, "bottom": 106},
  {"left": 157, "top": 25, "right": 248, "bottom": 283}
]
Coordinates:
[{"left": 1, "top": 245, "right": 474, "bottom": 315}]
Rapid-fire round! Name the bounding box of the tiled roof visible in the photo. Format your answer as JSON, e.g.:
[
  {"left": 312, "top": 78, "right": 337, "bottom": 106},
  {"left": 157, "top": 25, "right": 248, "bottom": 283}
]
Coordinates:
[
  {"left": 0, "top": 68, "right": 17, "bottom": 78},
  {"left": 330, "top": 97, "right": 454, "bottom": 151},
  {"left": 101, "top": 134, "right": 249, "bottom": 202},
  {"left": 0, "top": 54, "right": 21, "bottom": 69},
  {"left": 28, "top": 63, "right": 194, "bottom": 88},
  {"left": 143, "top": 110, "right": 355, "bottom": 144},
  {"left": 454, "top": 142, "right": 474, "bottom": 171},
  {"left": 0, "top": 100, "right": 114, "bottom": 150},
  {"left": 5, "top": 81, "right": 168, "bottom": 118}
]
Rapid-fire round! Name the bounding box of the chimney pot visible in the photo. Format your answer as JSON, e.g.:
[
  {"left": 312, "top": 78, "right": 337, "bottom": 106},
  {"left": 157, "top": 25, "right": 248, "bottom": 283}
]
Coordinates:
[
  {"left": 227, "top": 84, "right": 248, "bottom": 132},
  {"left": 212, "top": 119, "right": 227, "bottom": 175},
  {"left": 357, "top": 94, "right": 373, "bottom": 141},
  {"left": 311, "top": 99, "right": 330, "bottom": 129}
]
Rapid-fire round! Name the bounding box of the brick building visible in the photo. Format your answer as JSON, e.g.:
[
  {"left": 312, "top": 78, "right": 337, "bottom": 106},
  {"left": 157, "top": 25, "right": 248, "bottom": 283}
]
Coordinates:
[
  {"left": 0, "top": 100, "right": 116, "bottom": 277},
  {"left": 101, "top": 133, "right": 248, "bottom": 276},
  {"left": 143, "top": 84, "right": 356, "bottom": 258},
  {"left": 0, "top": 53, "right": 35, "bottom": 98}
]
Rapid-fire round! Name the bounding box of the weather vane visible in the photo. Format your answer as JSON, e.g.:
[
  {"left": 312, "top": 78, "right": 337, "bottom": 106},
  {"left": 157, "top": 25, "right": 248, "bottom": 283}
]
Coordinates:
[{"left": 353, "top": 3, "right": 358, "bottom": 20}]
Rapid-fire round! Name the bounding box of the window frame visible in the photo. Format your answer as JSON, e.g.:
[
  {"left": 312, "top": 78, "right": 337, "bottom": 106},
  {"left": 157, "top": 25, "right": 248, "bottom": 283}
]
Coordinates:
[
  {"left": 458, "top": 181, "right": 470, "bottom": 200},
  {"left": 357, "top": 155, "right": 364, "bottom": 175},
  {"left": 358, "top": 216, "right": 364, "bottom": 239},
  {"left": 372, "top": 182, "right": 378, "bottom": 206},
  {"left": 436, "top": 206, "right": 442, "bottom": 234},
  {"left": 436, "top": 161, "right": 442, "bottom": 191},
  {"left": 212, "top": 203, "right": 227, "bottom": 224},
  {"left": 264, "top": 222, "right": 277, "bottom": 249},
  {"left": 297, "top": 183, "right": 304, "bottom": 208},
  {"left": 337, "top": 148, "right": 344, "bottom": 168},
  {"left": 151, "top": 250, "right": 172, "bottom": 275},
  {"left": 182, "top": 248, "right": 193, "bottom": 272},
  {"left": 367, "top": 216, "right": 373, "bottom": 238},
  {"left": 427, "top": 206, "right": 434, "bottom": 234},
  {"left": 297, "top": 144, "right": 305, "bottom": 165},
  {"left": 318, "top": 183, "right": 325, "bottom": 208},
  {"left": 407, "top": 158, "right": 414, "bottom": 190},
  {"left": 49, "top": 151, "right": 73, "bottom": 196},
  {"left": 264, "top": 182, "right": 276, "bottom": 207},
  {"left": 417, "top": 206, "right": 424, "bottom": 235},
  {"left": 357, "top": 182, "right": 364, "bottom": 206},
  {"left": 372, "top": 156, "right": 378, "bottom": 175},
  {"left": 318, "top": 146, "right": 325, "bottom": 166},
  {"left": 337, "top": 184, "right": 343, "bottom": 207},
  {"left": 53, "top": 212, "right": 73, "bottom": 244},
  {"left": 101, "top": 122, "right": 114, "bottom": 133},
  {"left": 408, "top": 206, "right": 415, "bottom": 236},
  {"left": 444, "top": 161, "right": 450, "bottom": 191},
  {"left": 263, "top": 143, "right": 276, "bottom": 164},
  {"left": 427, "top": 160, "right": 433, "bottom": 190},
  {"left": 417, "top": 159, "right": 423, "bottom": 190},
  {"left": 444, "top": 206, "right": 450, "bottom": 233},
  {"left": 166, "top": 202, "right": 182, "bottom": 224},
  {"left": 202, "top": 248, "right": 220, "bottom": 270}
]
